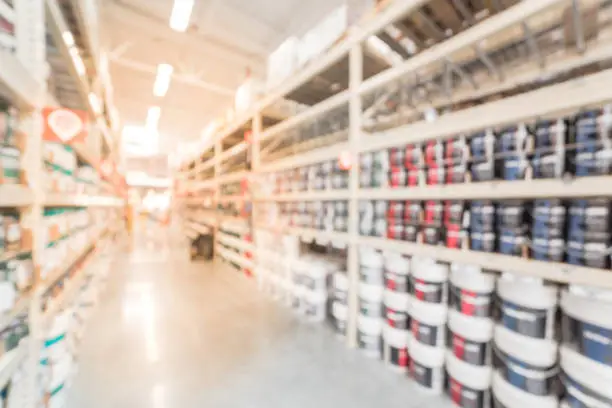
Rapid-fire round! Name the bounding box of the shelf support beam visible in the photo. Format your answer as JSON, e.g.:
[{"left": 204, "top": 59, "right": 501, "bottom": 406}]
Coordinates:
[{"left": 347, "top": 44, "right": 363, "bottom": 350}]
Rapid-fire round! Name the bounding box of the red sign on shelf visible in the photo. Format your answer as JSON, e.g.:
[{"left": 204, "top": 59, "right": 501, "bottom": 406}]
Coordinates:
[
  {"left": 43, "top": 107, "right": 88, "bottom": 144},
  {"left": 338, "top": 150, "right": 352, "bottom": 170},
  {"left": 244, "top": 130, "right": 253, "bottom": 143}
]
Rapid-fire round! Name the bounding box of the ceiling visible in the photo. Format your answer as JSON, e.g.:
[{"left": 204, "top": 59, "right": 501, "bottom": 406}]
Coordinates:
[{"left": 102, "top": 0, "right": 347, "bottom": 154}]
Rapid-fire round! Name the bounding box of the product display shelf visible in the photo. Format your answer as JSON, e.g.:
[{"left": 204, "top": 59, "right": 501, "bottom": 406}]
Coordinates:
[
  {"left": 217, "top": 232, "right": 255, "bottom": 253},
  {"left": 0, "top": 185, "right": 34, "bottom": 207},
  {"left": 360, "top": 236, "right": 612, "bottom": 288},
  {"left": 254, "top": 189, "right": 350, "bottom": 202},
  {"left": 38, "top": 229, "right": 103, "bottom": 295},
  {"left": 216, "top": 245, "right": 256, "bottom": 271},
  {"left": 0, "top": 50, "right": 41, "bottom": 110},
  {"left": 0, "top": 341, "right": 28, "bottom": 390},
  {"left": 0, "top": 292, "right": 32, "bottom": 334},
  {"left": 43, "top": 194, "right": 125, "bottom": 207}
]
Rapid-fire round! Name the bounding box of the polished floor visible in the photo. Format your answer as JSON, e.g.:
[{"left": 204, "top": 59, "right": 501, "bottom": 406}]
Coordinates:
[{"left": 67, "top": 229, "right": 452, "bottom": 408}]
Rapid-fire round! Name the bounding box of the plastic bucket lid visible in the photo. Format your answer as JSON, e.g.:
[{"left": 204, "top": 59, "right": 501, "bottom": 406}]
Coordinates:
[
  {"left": 413, "top": 259, "right": 449, "bottom": 282},
  {"left": 492, "top": 370, "right": 558, "bottom": 408},
  {"left": 360, "top": 247, "right": 384, "bottom": 268},
  {"left": 409, "top": 336, "right": 445, "bottom": 367},
  {"left": 308, "top": 262, "right": 329, "bottom": 279},
  {"left": 384, "top": 325, "right": 410, "bottom": 347},
  {"left": 384, "top": 253, "right": 410, "bottom": 275},
  {"left": 358, "top": 315, "right": 383, "bottom": 335},
  {"left": 446, "top": 351, "right": 492, "bottom": 390},
  {"left": 498, "top": 278, "right": 558, "bottom": 310},
  {"left": 384, "top": 290, "right": 411, "bottom": 312},
  {"left": 448, "top": 309, "right": 494, "bottom": 343},
  {"left": 561, "top": 345, "right": 612, "bottom": 402},
  {"left": 494, "top": 324, "right": 558, "bottom": 367},
  {"left": 359, "top": 283, "right": 384, "bottom": 302},
  {"left": 561, "top": 290, "right": 612, "bottom": 330},
  {"left": 334, "top": 272, "right": 349, "bottom": 291},
  {"left": 450, "top": 264, "right": 496, "bottom": 293},
  {"left": 411, "top": 297, "right": 448, "bottom": 326},
  {"left": 332, "top": 301, "right": 348, "bottom": 321}
]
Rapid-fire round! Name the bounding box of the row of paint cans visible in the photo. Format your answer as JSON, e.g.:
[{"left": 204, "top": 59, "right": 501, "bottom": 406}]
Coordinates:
[
  {"left": 492, "top": 276, "right": 560, "bottom": 407},
  {"left": 445, "top": 266, "right": 496, "bottom": 407},
  {"left": 290, "top": 256, "right": 341, "bottom": 322},
  {"left": 331, "top": 271, "right": 349, "bottom": 337},
  {"left": 357, "top": 247, "right": 384, "bottom": 357}
]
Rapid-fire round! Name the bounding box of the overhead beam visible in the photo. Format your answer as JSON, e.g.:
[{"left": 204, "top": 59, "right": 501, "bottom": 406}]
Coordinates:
[
  {"left": 110, "top": 56, "right": 235, "bottom": 96},
  {"left": 105, "top": 1, "right": 265, "bottom": 73}
]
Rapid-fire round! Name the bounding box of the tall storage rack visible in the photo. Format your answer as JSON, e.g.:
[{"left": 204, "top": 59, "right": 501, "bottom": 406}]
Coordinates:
[
  {"left": 178, "top": 0, "right": 612, "bottom": 404},
  {"left": 0, "top": 1, "right": 124, "bottom": 407}
]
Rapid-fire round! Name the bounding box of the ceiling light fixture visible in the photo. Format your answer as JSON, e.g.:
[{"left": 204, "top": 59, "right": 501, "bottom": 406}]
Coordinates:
[
  {"left": 146, "top": 106, "right": 162, "bottom": 130},
  {"left": 153, "top": 63, "right": 174, "bottom": 97},
  {"left": 169, "top": 0, "right": 194, "bottom": 32}
]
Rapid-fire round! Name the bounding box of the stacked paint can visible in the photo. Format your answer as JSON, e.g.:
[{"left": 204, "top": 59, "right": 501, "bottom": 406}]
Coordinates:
[
  {"left": 560, "top": 286, "right": 612, "bottom": 407},
  {"left": 446, "top": 265, "right": 495, "bottom": 408},
  {"left": 573, "top": 108, "right": 612, "bottom": 177},
  {"left": 497, "top": 200, "right": 527, "bottom": 257},
  {"left": 531, "top": 199, "right": 565, "bottom": 262},
  {"left": 409, "top": 258, "right": 448, "bottom": 393},
  {"left": 424, "top": 140, "right": 445, "bottom": 186},
  {"left": 360, "top": 150, "right": 388, "bottom": 188},
  {"left": 359, "top": 200, "right": 387, "bottom": 237},
  {"left": 532, "top": 119, "right": 567, "bottom": 179},
  {"left": 566, "top": 199, "right": 611, "bottom": 268},
  {"left": 332, "top": 271, "right": 349, "bottom": 337},
  {"left": 492, "top": 276, "right": 559, "bottom": 408},
  {"left": 422, "top": 201, "right": 444, "bottom": 246},
  {"left": 470, "top": 201, "right": 496, "bottom": 253},
  {"left": 497, "top": 124, "right": 530, "bottom": 181},
  {"left": 404, "top": 141, "right": 423, "bottom": 187},
  {"left": 469, "top": 130, "right": 496, "bottom": 182},
  {"left": 446, "top": 136, "right": 468, "bottom": 184},
  {"left": 358, "top": 248, "right": 384, "bottom": 358},
  {"left": 382, "top": 251, "right": 411, "bottom": 373}
]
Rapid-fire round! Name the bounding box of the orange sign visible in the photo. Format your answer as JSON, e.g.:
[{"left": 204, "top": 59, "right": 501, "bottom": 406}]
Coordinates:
[{"left": 43, "top": 107, "right": 88, "bottom": 144}]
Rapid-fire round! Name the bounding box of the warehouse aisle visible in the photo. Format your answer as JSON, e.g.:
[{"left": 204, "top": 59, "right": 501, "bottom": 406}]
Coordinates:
[{"left": 66, "top": 230, "right": 450, "bottom": 408}]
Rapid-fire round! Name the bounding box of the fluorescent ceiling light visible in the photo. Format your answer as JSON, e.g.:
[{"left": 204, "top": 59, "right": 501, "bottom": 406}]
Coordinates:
[
  {"left": 146, "top": 106, "right": 162, "bottom": 130},
  {"left": 88, "top": 93, "right": 101, "bottom": 113},
  {"left": 62, "top": 31, "right": 75, "bottom": 47},
  {"left": 153, "top": 63, "right": 174, "bottom": 97},
  {"left": 169, "top": 0, "right": 194, "bottom": 32}
]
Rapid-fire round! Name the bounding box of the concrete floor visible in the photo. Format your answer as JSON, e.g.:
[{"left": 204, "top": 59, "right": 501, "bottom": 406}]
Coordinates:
[{"left": 67, "top": 232, "right": 453, "bottom": 408}]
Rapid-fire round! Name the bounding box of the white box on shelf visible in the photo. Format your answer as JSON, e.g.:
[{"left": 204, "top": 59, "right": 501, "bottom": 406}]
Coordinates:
[
  {"left": 297, "top": 4, "right": 348, "bottom": 67},
  {"left": 267, "top": 37, "right": 299, "bottom": 90}
]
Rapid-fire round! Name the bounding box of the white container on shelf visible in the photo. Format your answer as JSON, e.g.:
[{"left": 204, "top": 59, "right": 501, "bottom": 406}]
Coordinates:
[
  {"left": 450, "top": 264, "right": 496, "bottom": 318},
  {"left": 448, "top": 309, "right": 494, "bottom": 366},
  {"left": 446, "top": 351, "right": 492, "bottom": 408},
  {"left": 492, "top": 370, "right": 558, "bottom": 408},
  {"left": 384, "top": 251, "right": 410, "bottom": 293},
  {"left": 412, "top": 258, "right": 449, "bottom": 304},
  {"left": 411, "top": 296, "right": 447, "bottom": 347},
  {"left": 333, "top": 272, "right": 349, "bottom": 304},
  {"left": 303, "top": 289, "right": 327, "bottom": 323},
  {"left": 383, "top": 289, "right": 411, "bottom": 330},
  {"left": 409, "top": 336, "right": 445, "bottom": 393},
  {"left": 383, "top": 325, "right": 410, "bottom": 373},
  {"left": 494, "top": 324, "right": 559, "bottom": 397},
  {"left": 332, "top": 301, "right": 348, "bottom": 337},
  {"left": 358, "top": 315, "right": 382, "bottom": 358},
  {"left": 359, "top": 283, "right": 384, "bottom": 318},
  {"left": 560, "top": 345, "right": 612, "bottom": 407},
  {"left": 560, "top": 288, "right": 612, "bottom": 367},
  {"left": 497, "top": 275, "right": 558, "bottom": 340}
]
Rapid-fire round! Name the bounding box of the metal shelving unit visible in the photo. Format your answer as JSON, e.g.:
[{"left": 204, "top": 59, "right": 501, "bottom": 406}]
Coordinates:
[
  {"left": 0, "top": 1, "right": 124, "bottom": 406},
  {"left": 176, "top": 0, "right": 612, "bottom": 354}
]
